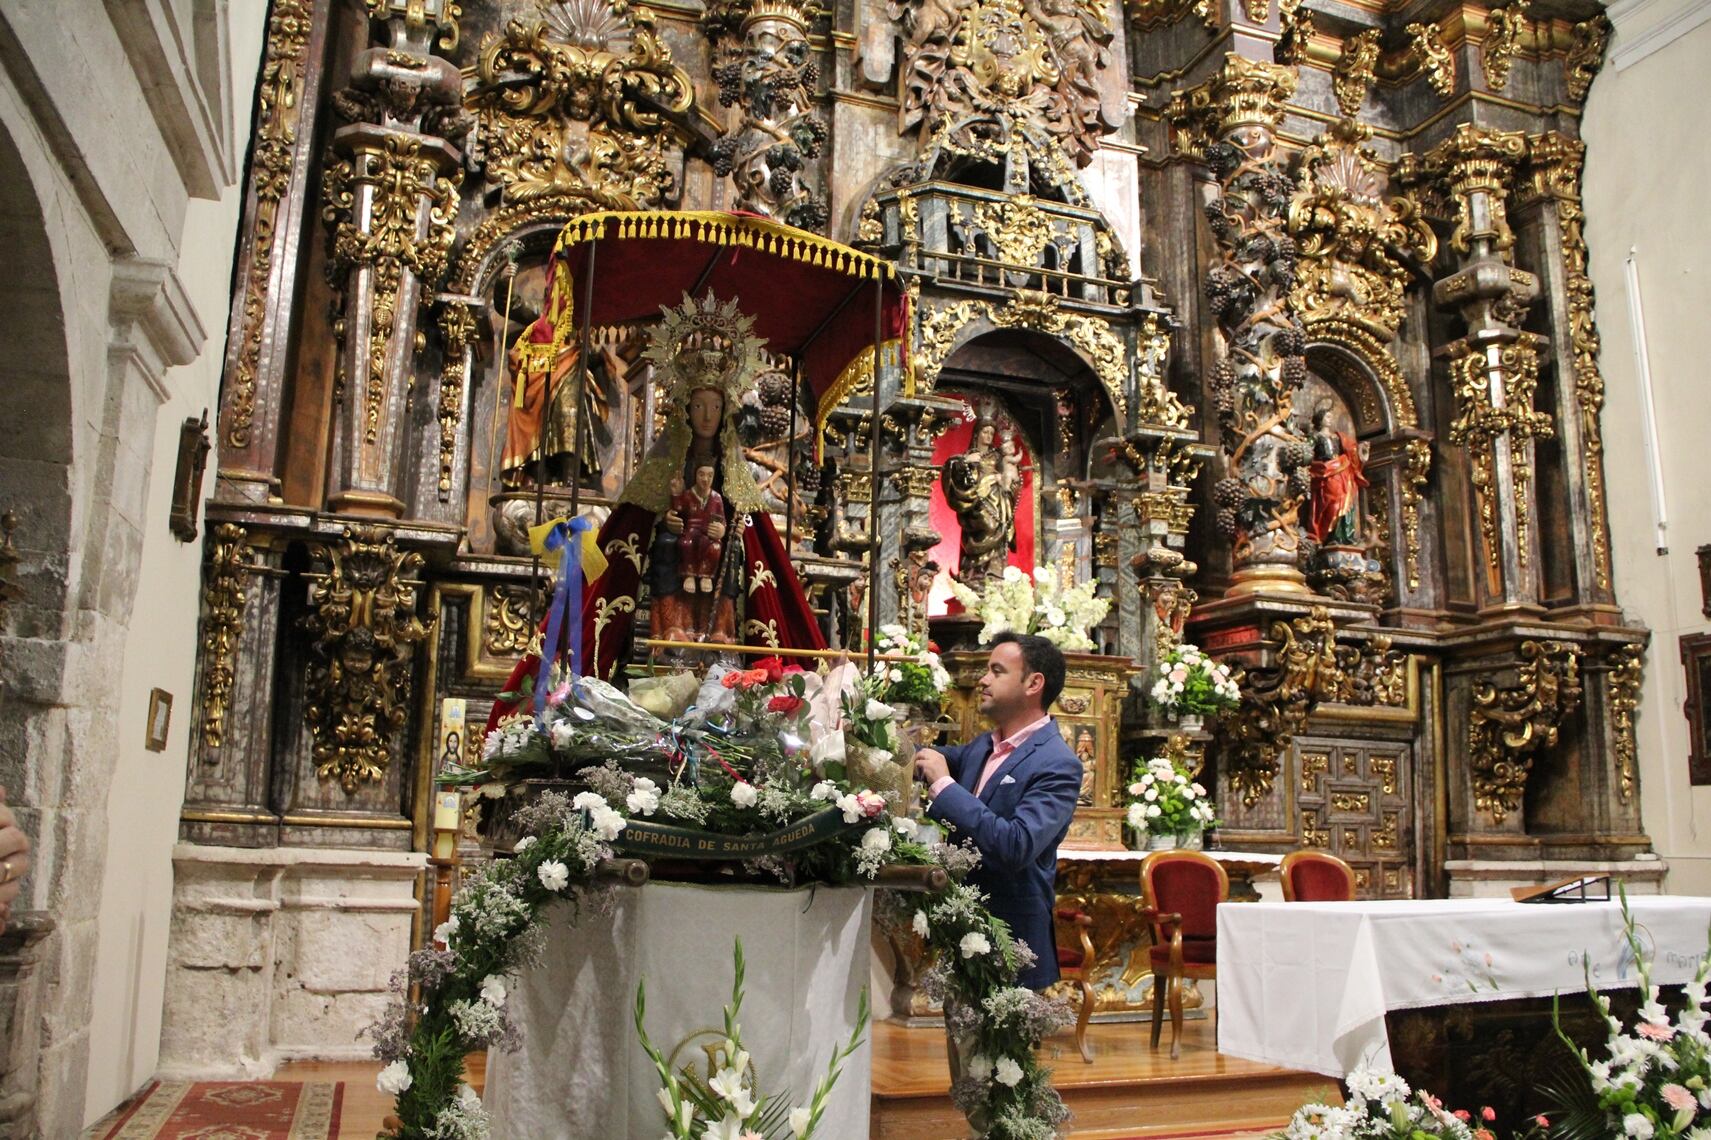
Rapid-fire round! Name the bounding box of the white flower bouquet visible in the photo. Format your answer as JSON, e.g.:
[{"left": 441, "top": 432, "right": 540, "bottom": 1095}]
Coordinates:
[
  {"left": 1546, "top": 888, "right": 1711, "bottom": 1140},
  {"left": 949, "top": 564, "right": 1111, "bottom": 652},
  {"left": 1278, "top": 1067, "right": 1541, "bottom": 1140},
  {"left": 1149, "top": 643, "right": 1241, "bottom": 719},
  {"left": 1124, "top": 756, "right": 1216, "bottom": 839}
]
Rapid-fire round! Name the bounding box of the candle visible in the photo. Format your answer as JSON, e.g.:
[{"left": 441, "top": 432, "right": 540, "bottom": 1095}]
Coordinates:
[{"left": 433, "top": 791, "right": 461, "bottom": 833}]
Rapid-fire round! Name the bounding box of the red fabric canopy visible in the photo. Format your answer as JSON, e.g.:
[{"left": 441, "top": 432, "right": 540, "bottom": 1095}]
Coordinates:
[{"left": 548, "top": 211, "right": 910, "bottom": 413}]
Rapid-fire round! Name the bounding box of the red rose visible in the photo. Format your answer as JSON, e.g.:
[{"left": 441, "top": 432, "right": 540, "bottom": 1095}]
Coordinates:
[
  {"left": 767, "top": 694, "right": 805, "bottom": 715},
  {"left": 755, "top": 656, "right": 785, "bottom": 683}
]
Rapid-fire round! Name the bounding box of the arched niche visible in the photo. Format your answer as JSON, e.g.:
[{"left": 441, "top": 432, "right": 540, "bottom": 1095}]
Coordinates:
[
  {"left": 0, "top": 120, "right": 74, "bottom": 642},
  {"left": 925, "top": 327, "right": 1120, "bottom": 616}
]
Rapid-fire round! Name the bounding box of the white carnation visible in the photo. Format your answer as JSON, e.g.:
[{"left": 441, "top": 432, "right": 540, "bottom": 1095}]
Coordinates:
[
  {"left": 810, "top": 781, "right": 837, "bottom": 801},
  {"left": 480, "top": 974, "right": 507, "bottom": 1007},
  {"left": 731, "top": 782, "right": 759, "bottom": 808},
  {"left": 626, "top": 784, "right": 660, "bottom": 815},
  {"left": 537, "top": 860, "right": 570, "bottom": 891},
  {"left": 912, "top": 910, "right": 930, "bottom": 938},
  {"left": 588, "top": 804, "right": 627, "bottom": 840},
  {"left": 572, "top": 791, "right": 607, "bottom": 812},
  {"left": 994, "top": 1057, "right": 1024, "bottom": 1087},
  {"left": 512, "top": 835, "right": 536, "bottom": 853},
  {"left": 959, "top": 931, "right": 992, "bottom": 959},
  {"left": 862, "top": 827, "right": 892, "bottom": 854},
  {"left": 377, "top": 1059, "right": 412, "bottom": 1095}
]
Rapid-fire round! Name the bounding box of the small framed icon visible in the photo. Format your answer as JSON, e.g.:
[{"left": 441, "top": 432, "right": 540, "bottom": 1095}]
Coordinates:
[{"left": 145, "top": 688, "right": 173, "bottom": 752}]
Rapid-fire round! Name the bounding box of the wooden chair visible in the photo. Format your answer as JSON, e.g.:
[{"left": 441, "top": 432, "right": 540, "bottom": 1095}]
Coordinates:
[
  {"left": 1140, "top": 850, "right": 1229, "bottom": 1059},
  {"left": 1054, "top": 907, "right": 1096, "bottom": 1063},
  {"left": 1280, "top": 850, "right": 1357, "bottom": 902}
]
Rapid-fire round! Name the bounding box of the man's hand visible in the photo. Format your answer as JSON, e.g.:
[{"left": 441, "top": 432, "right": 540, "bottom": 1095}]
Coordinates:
[
  {"left": 706, "top": 516, "right": 726, "bottom": 542},
  {"left": 914, "top": 747, "right": 950, "bottom": 788},
  {"left": 662, "top": 509, "right": 684, "bottom": 534}
]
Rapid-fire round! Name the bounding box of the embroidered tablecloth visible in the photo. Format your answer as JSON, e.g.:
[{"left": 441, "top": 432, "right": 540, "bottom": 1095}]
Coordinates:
[{"left": 1216, "top": 894, "right": 1711, "bottom": 1077}]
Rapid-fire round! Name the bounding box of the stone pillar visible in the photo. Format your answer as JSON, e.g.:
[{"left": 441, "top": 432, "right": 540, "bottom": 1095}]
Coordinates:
[
  {"left": 1168, "top": 54, "right": 1313, "bottom": 599},
  {"left": 321, "top": 3, "right": 465, "bottom": 518},
  {"left": 1410, "top": 125, "right": 1548, "bottom": 613},
  {"left": 216, "top": 0, "right": 339, "bottom": 504},
  {"left": 157, "top": 845, "right": 425, "bottom": 1078}
]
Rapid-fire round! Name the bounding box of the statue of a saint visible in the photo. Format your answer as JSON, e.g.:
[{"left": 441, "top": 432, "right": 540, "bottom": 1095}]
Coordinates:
[
  {"left": 1305, "top": 403, "right": 1368, "bottom": 547},
  {"left": 497, "top": 259, "right": 617, "bottom": 488},
  {"left": 941, "top": 416, "right": 1022, "bottom": 589}
]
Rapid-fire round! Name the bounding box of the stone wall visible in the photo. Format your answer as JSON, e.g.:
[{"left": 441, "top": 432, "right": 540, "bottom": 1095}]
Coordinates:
[
  {"left": 156, "top": 844, "right": 425, "bottom": 1078},
  {"left": 0, "top": 0, "right": 259, "bottom": 1130}
]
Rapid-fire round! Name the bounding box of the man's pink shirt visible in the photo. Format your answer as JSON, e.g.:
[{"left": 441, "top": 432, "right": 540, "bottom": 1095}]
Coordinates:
[{"left": 928, "top": 713, "right": 1054, "bottom": 799}]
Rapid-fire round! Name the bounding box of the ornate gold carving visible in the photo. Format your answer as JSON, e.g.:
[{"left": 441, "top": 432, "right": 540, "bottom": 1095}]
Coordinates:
[
  {"left": 1332, "top": 30, "right": 1381, "bottom": 117},
  {"left": 1608, "top": 642, "right": 1643, "bottom": 805},
  {"left": 914, "top": 293, "right": 1138, "bottom": 426},
  {"left": 1370, "top": 754, "right": 1397, "bottom": 795},
  {"left": 1301, "top": 751, "right": 1328, "bottom": 794},
  {"left": 199, "top": 525, "right": 257, "bottom": 751},
  {"left": 301, "top": 526, "right": 433, "bottom": 793},
  {"left": 365, "top": 0, "right": 462, "bottom": 51},
  {"left": 483, "top": 585, "right": 534, "bottom": 655},
  {"left": 1446, "top": 336, "right": 1552, "bottom": 571},
  {"left": 1481, "top": 1, "right": 1529, "bottom": 93},
  {"left": 1404, "top": 21, "right": 1455, "bottom": 98},
  {"left": 1301, "top": 811, "right": 1330, "bottom": 848},
  {"left": 1416, "top": 124, "right": 1529, "bottom": 258},
  {"left": 227, "top": 0, "right": 312, "bottom": 450},
  {"left": 323, "top": 134, "right": 462, "bottom": 445},
  {"left": 466, "top": 3, "right": 694, "bottom": 208},
  {"left": 436, "top": 300, "right": 476, "bottom": 501},
  {"left": 1372, "top": 811, "right": 1399, "bottom": 850},
  {"left": 1565, "top": 15, "right": 1611, "bottom": 103},
  {"left": 1134, "top": 312, "right": 1186, "bottom": 430},
  {"left": 1525, "top": 132, "right": 1613, "bottom": 592},
  {"left": 892, "top": 0, "right": 1120, "bottom": 190},
  {"left": 1172, "top": 54, "right": 1310, "bottom": 589},
  {"left": 1125, "top": 0, "right": 1214, "bottom": 33},
  {"left": 1219, "top": 607, "right": 1342, "bottom": 807},
  {"left": 975, "top": 196, "right": 1056, "bottom": 269},
  {"left": 1331, "top": 791, "right": 1369, "bottom": 812},
  {"left": 1327, "top": 636, "right": 1407, "bottom": 707},
  {"left": 1290, "top": 120, "right": 1437, "bottom": 343},
  {"left": 1468, "top": 640, "right": 1583, "bottom": 823},
  {"left": 1400, "top": 438, "right": 1430, "bottom": 591}
]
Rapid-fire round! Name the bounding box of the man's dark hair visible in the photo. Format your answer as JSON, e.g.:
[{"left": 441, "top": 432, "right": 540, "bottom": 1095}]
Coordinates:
[{"left": 990, "top": 631, "right": 1067, "bottom": 711}]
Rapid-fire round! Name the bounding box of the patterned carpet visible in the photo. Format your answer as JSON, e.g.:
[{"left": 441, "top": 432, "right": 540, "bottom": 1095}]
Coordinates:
[{"left": 87, "top": 1081, "right": 342, "bottom": 1139}]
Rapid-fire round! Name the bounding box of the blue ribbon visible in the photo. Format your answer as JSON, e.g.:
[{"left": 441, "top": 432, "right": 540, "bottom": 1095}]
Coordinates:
[{"left": 534, "top": 515, "right": 595, "bottom": 714}]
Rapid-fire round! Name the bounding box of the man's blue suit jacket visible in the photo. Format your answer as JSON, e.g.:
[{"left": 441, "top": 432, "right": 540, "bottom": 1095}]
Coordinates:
[{"left": 924, "top": 718, "right": 1081, "bottom": 991}]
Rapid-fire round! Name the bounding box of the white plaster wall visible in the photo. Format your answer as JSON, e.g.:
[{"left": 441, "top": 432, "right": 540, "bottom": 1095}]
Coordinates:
[
  {"left": 1583, "top": 1, "right": 1711, "bottom": 897},
  {"left": 80, "top": 6, "right": 267, "bottom": 1120}
]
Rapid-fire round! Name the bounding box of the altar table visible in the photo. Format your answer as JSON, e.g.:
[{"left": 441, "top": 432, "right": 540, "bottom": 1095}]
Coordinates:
[
  {"left": 486, "top": 882, "right": 871, "bottom": 1139},
  {"left": 1216, "top": 895, "right": 1711, "bottom": 1078}
]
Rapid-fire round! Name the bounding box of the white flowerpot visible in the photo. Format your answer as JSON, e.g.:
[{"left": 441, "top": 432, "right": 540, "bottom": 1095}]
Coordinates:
[{"left": 1177, "top": 714, "right": 1205, "bottom": 734}]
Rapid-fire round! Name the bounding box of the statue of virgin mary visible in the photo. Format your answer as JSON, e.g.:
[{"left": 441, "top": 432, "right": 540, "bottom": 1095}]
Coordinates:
[{"left": 486, "top": 293, "right": 825, "bottom": 724}]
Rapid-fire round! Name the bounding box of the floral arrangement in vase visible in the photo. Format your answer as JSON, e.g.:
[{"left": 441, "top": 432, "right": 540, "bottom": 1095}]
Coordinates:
[
  {"left": 1544, "top": 888, "right": 1711, "bottom": 1140},
  {"left": 1278, "top": 1069, "right": 1549, "bottom": 1140},
  {"left": 1125, "top": 755, "right": 1216, "bottom": 848},
  {"left": 950, "top": 564, "right": 1111, "bottom": 652},
  {"left": 1149, "top": 643, "right": 1241, "bottom": 722}
]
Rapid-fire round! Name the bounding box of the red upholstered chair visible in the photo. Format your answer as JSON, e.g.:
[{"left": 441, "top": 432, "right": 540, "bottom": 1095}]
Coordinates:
[
  {"left": 1053, "top": 907, "right": 1096, "bottom": 1063},
  {"left": 1140, "top": 850, "right": 1229, "bottom": 1059},
  {"left": 1281, "top": 850, "right": 1357, "bottom": 902}
]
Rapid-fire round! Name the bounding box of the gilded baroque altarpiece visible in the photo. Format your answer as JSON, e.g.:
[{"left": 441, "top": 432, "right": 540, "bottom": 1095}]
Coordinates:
[{"left": 184, "top": 0, "right": 1646, "bottom": 938}]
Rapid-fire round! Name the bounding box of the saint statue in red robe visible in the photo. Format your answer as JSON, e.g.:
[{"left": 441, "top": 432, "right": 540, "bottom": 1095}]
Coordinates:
[{"left": 1305, "top": 404, "right": 1368, "bottom": 547}]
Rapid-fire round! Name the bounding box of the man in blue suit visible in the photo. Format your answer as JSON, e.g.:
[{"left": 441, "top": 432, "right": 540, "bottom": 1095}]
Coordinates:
[{"left": 913, "top": 632, "right": 1081, "bottom": 991}]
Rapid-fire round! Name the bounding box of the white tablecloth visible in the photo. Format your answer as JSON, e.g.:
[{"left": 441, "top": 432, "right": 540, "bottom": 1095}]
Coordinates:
[
  {"left": 486, "top": 882, "right": 872, "bottom": 1139},
  {"left": 1217, "top": 895, "right": 1711, "bottom": 1077}
]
